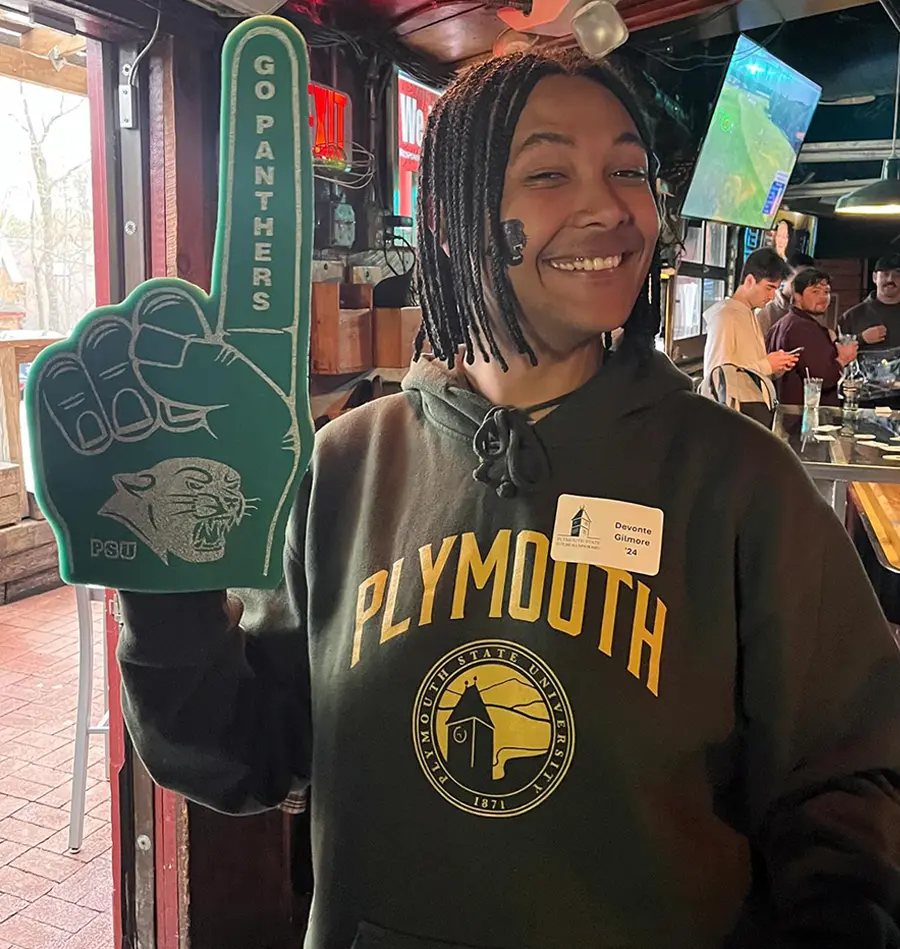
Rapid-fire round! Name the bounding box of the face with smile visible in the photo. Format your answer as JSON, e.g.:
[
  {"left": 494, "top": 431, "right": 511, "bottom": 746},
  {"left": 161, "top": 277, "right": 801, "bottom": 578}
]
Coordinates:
[
  {"left": 796, "top": 280, "right": 831, "bottom": 315},
  {"left": 876, "top": 268, "right": 900, "bottom": 305},
  {"left": 497, "top": 75, "right": 660, "bottom": 352}
]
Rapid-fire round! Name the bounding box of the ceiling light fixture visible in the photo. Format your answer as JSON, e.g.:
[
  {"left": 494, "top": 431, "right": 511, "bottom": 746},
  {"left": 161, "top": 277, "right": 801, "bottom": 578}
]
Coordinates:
[
  {"left": 836, "top": 37, "right": 900, "bottom": 216},
  {"left": 571, "top": 0, "right": 629, "bottom": 59},
  {"left": 496, "top": 0, "right": 629, "bottom": 60},
  {"left": 820, "top": 95, "right": 877, "bottom": 107}
]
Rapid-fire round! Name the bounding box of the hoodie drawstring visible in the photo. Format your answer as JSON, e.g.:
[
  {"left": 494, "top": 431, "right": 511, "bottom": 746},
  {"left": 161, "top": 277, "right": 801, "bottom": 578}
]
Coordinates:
[{"left": 472, "top": 407, "right": 551, "bottom": 499}]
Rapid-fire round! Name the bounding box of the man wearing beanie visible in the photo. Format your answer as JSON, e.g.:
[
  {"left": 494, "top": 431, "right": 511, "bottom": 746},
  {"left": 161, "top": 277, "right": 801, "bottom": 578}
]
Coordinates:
[{"left": 840, "top": 253, "right": 900, "bottom": 347}]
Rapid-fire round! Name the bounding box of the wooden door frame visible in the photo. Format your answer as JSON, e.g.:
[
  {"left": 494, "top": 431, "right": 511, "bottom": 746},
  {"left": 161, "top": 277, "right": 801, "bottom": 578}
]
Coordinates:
[
  {"left": 142, "top": 28, "right": 301, "bottom": 949},
  {"left": 144, "top": 30, "right": 220, "bottom": 949}
]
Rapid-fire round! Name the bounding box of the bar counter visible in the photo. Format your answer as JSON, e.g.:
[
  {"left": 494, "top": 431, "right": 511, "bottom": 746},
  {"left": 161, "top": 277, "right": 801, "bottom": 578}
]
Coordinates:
[
  {"left": 773, "top": 405, "right": 900, "bottom": 520},
  {"left": 773, "top": 405, "right": 900, "bottom": 624},
  {"left": 848, "top": 481, "right": 900, "bottom": 624}
]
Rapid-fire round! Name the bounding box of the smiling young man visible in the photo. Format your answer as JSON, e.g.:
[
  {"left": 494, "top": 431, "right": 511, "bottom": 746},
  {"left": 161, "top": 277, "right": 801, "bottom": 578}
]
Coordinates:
[
  {"left": 767, "top": 268, "right": 858, "bottom": 406},
  {"left": 117, "top": 50, "right": 900, "bottom": 949}
]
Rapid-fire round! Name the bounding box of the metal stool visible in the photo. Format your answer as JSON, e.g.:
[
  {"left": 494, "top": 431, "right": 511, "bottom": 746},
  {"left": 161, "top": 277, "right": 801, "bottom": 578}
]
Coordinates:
[{"left": 69, "top": 585, "right": 109, "bottom": 853}]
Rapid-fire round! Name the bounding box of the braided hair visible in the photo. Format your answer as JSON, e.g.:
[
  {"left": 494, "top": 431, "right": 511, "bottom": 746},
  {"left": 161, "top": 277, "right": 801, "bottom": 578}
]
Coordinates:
[{"left": 415, "top": 47, "right": 663, "bottom": 370}]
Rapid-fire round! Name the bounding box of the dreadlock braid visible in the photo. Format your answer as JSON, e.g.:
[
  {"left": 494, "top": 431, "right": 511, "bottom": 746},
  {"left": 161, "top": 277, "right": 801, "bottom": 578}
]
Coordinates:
[
  {"left": 415, "top": 47, "right": 663, "bottom": 369},
  {"left": 481, "top": 61, "right": 546, "bottom": 367}
]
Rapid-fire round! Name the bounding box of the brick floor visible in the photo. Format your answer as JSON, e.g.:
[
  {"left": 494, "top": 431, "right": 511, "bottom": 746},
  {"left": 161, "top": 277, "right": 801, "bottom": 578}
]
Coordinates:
[{"left": 0, "top": 588, "right": 112, "bottom": 948}]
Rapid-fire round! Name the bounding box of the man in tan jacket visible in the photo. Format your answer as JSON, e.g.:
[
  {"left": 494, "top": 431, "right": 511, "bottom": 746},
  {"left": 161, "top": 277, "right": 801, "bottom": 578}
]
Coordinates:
[{"left": 703, "top": 247, "right": 798, "bottom": 424}]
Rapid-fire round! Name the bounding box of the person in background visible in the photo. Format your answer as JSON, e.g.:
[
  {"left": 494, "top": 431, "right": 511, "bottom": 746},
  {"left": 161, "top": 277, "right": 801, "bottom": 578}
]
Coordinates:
[
  {"left": 772, "top": 218, "right": 793, "bottom": 260},
  {"left": 703, "top": 247, "right": 797, "bottom": 424},
  {"left": 767, "top": 267, "right": 858, "bottom": 406},
  {"left": 840, "top": 253, "right": 900, "bottom": 347},
  {"left": 757, "top": 251, "right": 815, "bottom": 334}
]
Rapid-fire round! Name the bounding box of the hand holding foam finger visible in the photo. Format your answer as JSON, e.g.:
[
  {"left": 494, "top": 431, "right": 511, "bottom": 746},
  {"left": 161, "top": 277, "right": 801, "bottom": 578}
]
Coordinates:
[{"left": 26, "top": 17, "right": 314, "bottom": 592}]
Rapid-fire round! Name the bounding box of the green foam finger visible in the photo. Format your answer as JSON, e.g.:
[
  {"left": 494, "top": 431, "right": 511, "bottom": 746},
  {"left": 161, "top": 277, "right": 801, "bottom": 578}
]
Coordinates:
[
  {"left": 25, "top": 17, "right": 314, "bottom": 593},
  {"left": 213, "top": 18, "right": 312, "bottom": 396}
]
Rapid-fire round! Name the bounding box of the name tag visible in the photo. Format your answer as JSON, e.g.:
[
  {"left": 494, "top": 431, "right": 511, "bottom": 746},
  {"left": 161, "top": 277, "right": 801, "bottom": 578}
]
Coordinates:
[{"left": 551, "top": 494, "right": 664, "bottom": 577}]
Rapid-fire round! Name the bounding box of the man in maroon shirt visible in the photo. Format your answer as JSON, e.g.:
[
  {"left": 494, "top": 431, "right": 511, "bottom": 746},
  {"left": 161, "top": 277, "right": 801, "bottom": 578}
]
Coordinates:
[{"left": 766, "top": 268, "right": 858, "bottom": 406}]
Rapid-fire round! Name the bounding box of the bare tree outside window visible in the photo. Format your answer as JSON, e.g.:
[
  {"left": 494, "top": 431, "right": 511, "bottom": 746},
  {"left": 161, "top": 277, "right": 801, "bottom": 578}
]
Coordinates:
[{"left": 0, "top": 76, "right": 94, "bottom": 336}]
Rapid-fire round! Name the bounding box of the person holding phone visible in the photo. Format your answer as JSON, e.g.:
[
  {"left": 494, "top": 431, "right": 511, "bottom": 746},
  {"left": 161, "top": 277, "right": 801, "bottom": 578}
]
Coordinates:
[
  {"left": 767, "top": 268, "right": 858, "bottom": 406},
  {"left": 703, "top": 247, "right": 799, "bottom": 423}
]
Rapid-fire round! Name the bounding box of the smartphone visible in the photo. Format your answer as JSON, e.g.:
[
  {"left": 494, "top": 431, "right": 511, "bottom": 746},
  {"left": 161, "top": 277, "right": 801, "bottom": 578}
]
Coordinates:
[{"left": 788, "top": 347, "right": 804, "bottom": 355}]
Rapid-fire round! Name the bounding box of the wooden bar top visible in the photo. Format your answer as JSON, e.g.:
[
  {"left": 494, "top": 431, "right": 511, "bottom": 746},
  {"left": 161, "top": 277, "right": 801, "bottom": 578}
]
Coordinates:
[{"left": 849, "top": 482, "right": 900, "bottom": 572}]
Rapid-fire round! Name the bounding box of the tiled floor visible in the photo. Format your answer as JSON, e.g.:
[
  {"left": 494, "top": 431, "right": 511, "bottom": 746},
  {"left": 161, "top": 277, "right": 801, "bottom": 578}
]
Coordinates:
[{"left": 0, "top": 587, "right": 113, "bottom": 949}]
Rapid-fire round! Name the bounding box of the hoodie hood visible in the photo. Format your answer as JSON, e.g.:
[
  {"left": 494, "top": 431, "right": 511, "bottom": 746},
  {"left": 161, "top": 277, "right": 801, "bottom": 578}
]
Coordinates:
[{"left": 402, "top": 350, "right": 692, "bottom": 499}]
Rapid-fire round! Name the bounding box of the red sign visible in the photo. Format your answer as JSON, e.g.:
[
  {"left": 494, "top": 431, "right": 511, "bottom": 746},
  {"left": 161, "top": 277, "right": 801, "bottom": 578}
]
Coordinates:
[
  {"left": 309, "top": 82, "right": 351, "bottom": 166},
  {"left": 396, "top": 71, "right": 442, "bottom": 219}
]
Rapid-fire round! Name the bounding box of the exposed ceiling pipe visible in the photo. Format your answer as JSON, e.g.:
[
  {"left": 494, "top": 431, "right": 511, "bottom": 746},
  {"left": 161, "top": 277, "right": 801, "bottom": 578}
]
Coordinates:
[
  {"left": 882, "top": 0, "right": 900, "bottom": 33},
  {"left": 638, "top": 0, "right": 871, "bottom": 45},
  {"left": 786, "top": 179, "right": 879, "bottom": 199},
  {"left": 799, "top": 140, "right": 898, "bottom": 163}
]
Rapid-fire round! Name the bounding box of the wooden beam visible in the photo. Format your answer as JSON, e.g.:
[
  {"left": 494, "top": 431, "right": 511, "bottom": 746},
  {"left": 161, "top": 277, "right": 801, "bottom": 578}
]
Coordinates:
[
  {"left": 19, "top": 26, "right": 86, "bottom": 58},
  {"left": 0, "top": 338, "right": 59, "bottom": 517},
  {"left": 0, "top": 20, "right": 31, "bottom": 37},
  {"left": 0, "top": 347, "right": 26, "bottom": 519},
  {"left": 0, "top": 44, "right": 86, "bottom": 95}
]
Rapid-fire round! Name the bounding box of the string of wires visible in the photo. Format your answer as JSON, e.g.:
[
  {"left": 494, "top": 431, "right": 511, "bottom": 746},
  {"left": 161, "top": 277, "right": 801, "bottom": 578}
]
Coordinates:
[
  {"left": 382, "top": 230, "right": 416, "bottom": 278},
  {"left": 283, "top": 4, "right": 451, "bottom": 89},
  {"left": 631, "top": 16, "right": 788, "bottom": 73},
  {"left": 313, "top": 142, "right": 376, "bottom": 190}
]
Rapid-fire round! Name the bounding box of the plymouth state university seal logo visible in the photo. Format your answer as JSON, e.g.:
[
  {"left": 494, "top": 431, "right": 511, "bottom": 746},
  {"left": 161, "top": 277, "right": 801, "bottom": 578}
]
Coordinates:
[{"left": 412, "top": 640, "right": 575, "bottom": 818}]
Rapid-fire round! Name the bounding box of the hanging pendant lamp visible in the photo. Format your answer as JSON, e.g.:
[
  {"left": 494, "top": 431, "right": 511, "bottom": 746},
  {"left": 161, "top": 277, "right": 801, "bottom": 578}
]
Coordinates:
[{"left": 836, "top": 37, "right": 900, "bottom": 216}]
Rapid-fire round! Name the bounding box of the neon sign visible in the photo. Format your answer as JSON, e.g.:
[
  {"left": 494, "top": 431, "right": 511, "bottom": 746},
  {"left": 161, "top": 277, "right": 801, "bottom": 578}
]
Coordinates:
[
  {"left": 309, "top": 82, "right": 351, "bottom": 166},
  {"left": 395, "top": 71, "right": 442, "bottom": 231}
]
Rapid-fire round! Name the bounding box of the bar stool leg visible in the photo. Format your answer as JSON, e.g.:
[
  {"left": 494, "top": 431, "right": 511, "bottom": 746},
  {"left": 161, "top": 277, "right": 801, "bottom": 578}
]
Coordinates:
[
  {"left": 69, "top": 586, "right": 93, "bottom": 853},
  {"left": 100, "top": 603, "right": 109, "bottom": 782}
]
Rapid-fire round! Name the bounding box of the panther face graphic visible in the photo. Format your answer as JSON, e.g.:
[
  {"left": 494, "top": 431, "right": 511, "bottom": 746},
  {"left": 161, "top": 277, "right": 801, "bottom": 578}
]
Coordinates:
[{"left": 99, "top": 457, "right": 247, "bottom": 564}]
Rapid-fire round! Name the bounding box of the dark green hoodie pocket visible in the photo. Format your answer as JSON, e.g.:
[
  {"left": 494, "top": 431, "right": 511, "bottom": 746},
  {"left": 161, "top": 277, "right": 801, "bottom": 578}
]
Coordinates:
[{"left": 349, "top": 921, "right": 642, "bottom": 949}]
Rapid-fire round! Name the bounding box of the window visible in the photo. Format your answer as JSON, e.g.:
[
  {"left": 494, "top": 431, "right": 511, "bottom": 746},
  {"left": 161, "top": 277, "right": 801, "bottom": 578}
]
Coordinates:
[
  {"left": 671, "top": 222, "right": 731, "bottom": 344},
  {"left": 682, "top": 224, "right": 703, "bottom": 265},
  {"left": 674, "top": 275, "right": 702, "bottom": 340},
  {"left": 705, "top": 223, "right": 727, "bottom": 268}
]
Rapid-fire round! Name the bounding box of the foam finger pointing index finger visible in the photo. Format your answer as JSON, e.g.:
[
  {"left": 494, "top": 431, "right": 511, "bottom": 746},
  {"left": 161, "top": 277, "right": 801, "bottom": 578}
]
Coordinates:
[{"left": 212, "top": 18, "right": 313, "bottom": 346}]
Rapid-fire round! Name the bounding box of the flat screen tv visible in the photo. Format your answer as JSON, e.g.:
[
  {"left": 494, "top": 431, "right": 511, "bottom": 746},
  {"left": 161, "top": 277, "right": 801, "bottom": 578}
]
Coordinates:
[{"left": 681, "top": 35, "right": 822, "bottom": 230}]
